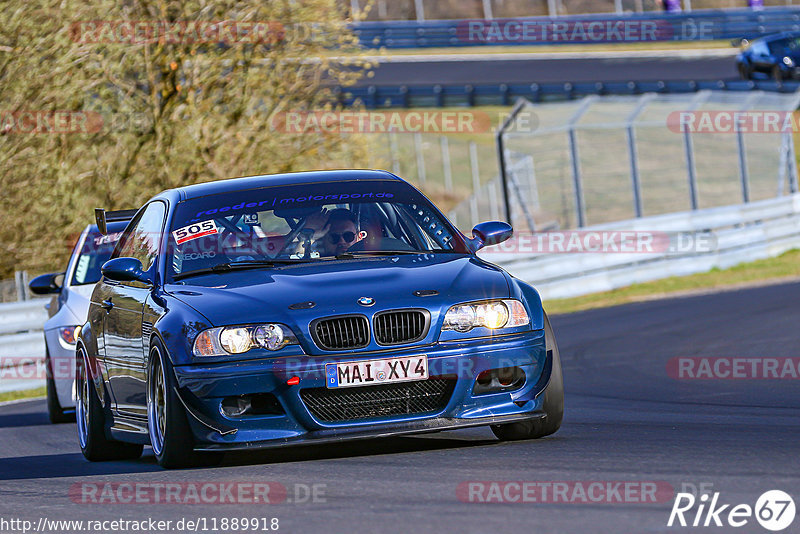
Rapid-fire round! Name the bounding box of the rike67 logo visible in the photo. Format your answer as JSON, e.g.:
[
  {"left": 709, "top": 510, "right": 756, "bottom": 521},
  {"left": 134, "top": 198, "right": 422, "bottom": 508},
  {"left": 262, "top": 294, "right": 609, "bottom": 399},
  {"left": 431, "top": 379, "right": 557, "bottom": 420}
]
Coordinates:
[{"left": 668, "top": 490, "right": 795, "bottom": 531}]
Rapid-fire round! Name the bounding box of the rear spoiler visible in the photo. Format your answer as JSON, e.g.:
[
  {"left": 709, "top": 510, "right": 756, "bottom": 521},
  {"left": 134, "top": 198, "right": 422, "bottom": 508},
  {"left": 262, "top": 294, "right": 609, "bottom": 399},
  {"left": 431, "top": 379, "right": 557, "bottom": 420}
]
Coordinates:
[{"left": 94, "top": 208, "right": 138, "bottom": 235}]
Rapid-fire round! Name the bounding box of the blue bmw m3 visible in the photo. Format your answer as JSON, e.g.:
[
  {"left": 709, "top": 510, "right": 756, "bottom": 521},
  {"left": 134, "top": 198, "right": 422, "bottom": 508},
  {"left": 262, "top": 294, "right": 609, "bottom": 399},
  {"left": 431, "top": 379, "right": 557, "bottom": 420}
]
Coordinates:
[{"left": 76, "top": 170, "right": 563, "bottom": 468}]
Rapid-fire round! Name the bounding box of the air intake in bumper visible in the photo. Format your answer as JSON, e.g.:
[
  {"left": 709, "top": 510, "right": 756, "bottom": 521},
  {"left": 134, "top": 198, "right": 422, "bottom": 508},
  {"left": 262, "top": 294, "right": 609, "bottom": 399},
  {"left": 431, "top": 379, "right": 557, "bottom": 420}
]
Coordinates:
[{"left": 300, "top": 378, "right": 456, "bottom": 423}]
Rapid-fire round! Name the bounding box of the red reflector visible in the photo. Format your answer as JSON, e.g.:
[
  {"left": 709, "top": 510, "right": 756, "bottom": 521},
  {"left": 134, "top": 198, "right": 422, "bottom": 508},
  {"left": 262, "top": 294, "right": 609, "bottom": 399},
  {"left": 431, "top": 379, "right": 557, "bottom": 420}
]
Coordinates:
[{"left": 287, "top": 376, "right": 300, "bottom": 386}]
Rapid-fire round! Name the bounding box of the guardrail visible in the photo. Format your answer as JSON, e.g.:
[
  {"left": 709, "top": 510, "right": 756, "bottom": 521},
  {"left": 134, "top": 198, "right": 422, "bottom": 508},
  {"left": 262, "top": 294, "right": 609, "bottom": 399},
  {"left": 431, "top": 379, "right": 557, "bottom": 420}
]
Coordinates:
[
  {"left": 340, "top": 79, "right": 800, "bottom": 108},
  {"left": 486, "top": 193, "right": 800, "bottom": 300},
  {"left": 0, "top": 299, "right": 48, "bottom": 394},
  {"left": 353, "top": 7, "right": 800, "bottom": 48}
]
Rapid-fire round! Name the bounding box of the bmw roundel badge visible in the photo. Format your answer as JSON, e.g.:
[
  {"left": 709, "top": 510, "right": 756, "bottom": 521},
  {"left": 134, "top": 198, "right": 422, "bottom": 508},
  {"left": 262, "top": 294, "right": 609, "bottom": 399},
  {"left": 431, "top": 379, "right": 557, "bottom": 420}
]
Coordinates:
[{"left": 358, "top": 296, "right": 375, "bottom": 307}]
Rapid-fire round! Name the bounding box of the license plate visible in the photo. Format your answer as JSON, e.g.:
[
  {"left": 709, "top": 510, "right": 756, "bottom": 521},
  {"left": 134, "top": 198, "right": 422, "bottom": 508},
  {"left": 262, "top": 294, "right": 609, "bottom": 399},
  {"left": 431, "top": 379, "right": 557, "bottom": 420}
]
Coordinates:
[{"left": 325, "top": 355, "right": 428, "bottom": 389}]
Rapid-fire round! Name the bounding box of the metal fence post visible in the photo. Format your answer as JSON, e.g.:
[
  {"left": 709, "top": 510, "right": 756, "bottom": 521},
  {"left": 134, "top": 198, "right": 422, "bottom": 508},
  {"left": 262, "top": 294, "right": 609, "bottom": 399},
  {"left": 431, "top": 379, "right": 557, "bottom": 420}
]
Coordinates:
[
  {"left": 684, "top": 129, "right": 699, "bottom": 210},
  {"left": 780, "top": 132, "right": 798, "bottom": 195},
  {"left": 482, "top": 0, "right": 493, "bottom": 19},
  {"left": 682, "top": 91, "right": 710, "bottom": 211},
  {"left": 414, "top": 0, "right": 425, "bottom": 22},
  {"left": 496, "top": 99, "right": 528, "bottom": 224},
  {"left": 627, "top": 126, "right": 643, "bottom": 217},
  {"left": 736, "top": 92, "right": 760, "bottom": 203},
  {"left": 736, "top": 117, "right": 751, "bottom": 203},
  {"left": 565, "top": 96, "right": 595, "bottom": 228},
  {"left": 568, "top": 127, "right": 586, "bottom": 227},
  {"left": 626, "top": 94, "right": 653, "bottom": 218},
  {"left": 14, "top": 271, "right": 27, "bottom": 302},
  {"left": 440, "top": 136, "right": 453, "bottom": 192},
  {"left": 414, "top": 132, "right": 426, "bottom": 186}
]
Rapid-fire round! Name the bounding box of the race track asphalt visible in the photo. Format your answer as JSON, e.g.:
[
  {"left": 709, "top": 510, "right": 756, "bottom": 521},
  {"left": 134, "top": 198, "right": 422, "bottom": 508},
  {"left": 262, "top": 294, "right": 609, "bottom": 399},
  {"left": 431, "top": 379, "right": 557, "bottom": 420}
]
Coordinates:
[
  {"left": 355, "top": 53, "right": 740, "bottom": 86},
  {"left": 0, "top": 280, "right": 797, "bottom": 534}
]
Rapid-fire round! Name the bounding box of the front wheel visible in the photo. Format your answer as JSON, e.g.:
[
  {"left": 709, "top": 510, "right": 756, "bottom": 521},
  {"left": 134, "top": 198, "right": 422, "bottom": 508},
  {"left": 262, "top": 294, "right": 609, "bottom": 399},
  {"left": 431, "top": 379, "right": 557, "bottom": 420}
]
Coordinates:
[
  {"left": 147, "top": 339, "right": 222, "bottom": 469},
  {"left": 76, "top": 346, "right": 143, "bottom": 461},
  {"left": 738, "top": 63, "right": 752, "bottom": 80},
  {"left": 491, "top": 311, "right": 563, "bottom": 441}
]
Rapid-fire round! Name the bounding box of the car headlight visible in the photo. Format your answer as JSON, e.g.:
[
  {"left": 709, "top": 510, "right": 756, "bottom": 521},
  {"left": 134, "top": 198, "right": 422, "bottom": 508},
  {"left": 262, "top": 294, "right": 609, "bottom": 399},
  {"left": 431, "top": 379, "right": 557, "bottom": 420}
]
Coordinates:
[
  {"left": 442, "top": 300, "right": 529, "bottom": 333},
  {"left": 193, "top": 324, "right": 298, "bottom": 357},
  {"left": 784, "top": 56, "right": 795, "bottom": 67}
]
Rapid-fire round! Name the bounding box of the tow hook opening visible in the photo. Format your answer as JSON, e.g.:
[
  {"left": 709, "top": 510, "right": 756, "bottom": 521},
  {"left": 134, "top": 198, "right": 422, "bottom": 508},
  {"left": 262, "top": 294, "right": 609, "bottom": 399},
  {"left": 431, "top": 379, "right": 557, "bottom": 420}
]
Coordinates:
[
  {"left": 472, "top": 367, "right": 526, "bottom": 395},
  {"left": 221, "top": 393, "right": 285, "bottom": 418}
]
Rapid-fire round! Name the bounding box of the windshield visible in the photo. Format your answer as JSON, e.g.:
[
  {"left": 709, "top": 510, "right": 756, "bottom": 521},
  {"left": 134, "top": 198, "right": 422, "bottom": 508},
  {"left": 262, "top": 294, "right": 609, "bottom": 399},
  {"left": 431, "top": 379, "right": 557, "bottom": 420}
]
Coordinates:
[
  {"left": 167, "top": 179, "right": 467, "bottom": 278},
  {"left": 71, "top": 227, "right": 125, "bottom": 286}
]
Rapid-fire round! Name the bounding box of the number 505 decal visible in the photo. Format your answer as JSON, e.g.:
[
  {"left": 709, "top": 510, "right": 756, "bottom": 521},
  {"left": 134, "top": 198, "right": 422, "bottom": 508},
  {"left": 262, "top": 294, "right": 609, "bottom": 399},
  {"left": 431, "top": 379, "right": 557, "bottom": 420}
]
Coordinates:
[{"left": 172, "top": 220, "right": 218, "bottom": 245}]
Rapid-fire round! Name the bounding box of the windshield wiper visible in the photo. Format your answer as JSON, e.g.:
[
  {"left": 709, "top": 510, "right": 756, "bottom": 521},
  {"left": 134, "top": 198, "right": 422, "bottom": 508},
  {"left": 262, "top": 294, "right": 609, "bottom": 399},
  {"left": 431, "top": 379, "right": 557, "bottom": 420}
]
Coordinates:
[
  {"left": 173, "top": 259, "right": 312, "bottom": 281},
  {"left": 334, "top": 250, "right": 432, "bottom": 259}
]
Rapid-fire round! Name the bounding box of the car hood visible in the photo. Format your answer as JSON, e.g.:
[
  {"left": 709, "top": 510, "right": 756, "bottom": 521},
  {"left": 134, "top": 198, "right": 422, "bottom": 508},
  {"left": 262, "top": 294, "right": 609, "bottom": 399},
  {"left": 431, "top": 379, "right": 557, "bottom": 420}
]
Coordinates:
[{"left": 165, "top": 254, "right": 510, "bottom": 354}]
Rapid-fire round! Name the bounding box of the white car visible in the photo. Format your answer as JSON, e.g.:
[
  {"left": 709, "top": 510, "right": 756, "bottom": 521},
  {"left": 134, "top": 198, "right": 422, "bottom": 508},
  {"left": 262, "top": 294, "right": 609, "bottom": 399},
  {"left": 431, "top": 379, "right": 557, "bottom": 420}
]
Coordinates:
[{"left": 29, "top": 211, "right": 134, "bottom": 423}]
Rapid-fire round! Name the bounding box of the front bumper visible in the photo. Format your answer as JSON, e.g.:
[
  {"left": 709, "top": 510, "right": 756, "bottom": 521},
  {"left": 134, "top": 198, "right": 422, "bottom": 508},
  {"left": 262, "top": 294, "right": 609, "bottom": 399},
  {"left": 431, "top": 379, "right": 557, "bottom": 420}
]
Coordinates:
[{"left": 173, "top": 329, "right": 551, "bottom": 450}]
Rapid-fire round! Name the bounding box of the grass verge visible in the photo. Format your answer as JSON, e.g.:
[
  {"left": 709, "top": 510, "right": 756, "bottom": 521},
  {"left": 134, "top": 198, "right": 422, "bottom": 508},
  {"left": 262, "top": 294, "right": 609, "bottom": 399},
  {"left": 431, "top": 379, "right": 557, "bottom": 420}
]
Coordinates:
[
  {"left": 546, "top": 249, "right": 800, "bottom": 315},
  {"left": 0, "top": 386, "right": 46, "bottom": 404}
]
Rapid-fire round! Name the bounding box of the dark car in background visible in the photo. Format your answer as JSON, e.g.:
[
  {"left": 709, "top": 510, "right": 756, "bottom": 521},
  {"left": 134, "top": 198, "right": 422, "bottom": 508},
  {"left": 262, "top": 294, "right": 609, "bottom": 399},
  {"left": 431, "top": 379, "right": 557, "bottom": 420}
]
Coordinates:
[
  {"left": 736, "top": 32, "right": 800, "bottom": 80},
  {"left": 29, "top": 211, "right": 135, "bottom": 423}
]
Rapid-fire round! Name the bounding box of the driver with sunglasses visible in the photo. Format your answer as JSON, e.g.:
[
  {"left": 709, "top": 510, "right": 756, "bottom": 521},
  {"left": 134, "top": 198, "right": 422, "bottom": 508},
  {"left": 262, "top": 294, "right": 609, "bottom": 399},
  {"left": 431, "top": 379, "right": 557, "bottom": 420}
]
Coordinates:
[{"left": 305, "top": 208, "right": 364, "bottom": 257}]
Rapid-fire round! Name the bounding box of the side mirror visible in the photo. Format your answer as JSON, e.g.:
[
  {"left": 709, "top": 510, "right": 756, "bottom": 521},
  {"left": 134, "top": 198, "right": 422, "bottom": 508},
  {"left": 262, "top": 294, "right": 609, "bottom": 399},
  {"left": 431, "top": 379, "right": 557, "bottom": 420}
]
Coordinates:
[
  {"left": 471, "top": 221, "right": 514, "bottom": 251},
  {"left": 101, "top": 257, "right": 151, "bottom": 285},
  {"left": 29, "top": 272, "right": 65, "bottom": 295}
]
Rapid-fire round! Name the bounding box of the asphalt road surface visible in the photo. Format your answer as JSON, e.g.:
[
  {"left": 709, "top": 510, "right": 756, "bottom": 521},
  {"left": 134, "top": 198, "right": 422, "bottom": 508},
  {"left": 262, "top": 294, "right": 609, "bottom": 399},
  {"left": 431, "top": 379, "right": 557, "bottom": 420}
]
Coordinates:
[
  {"left": 356, "top": 53, "right": 740, "bottom": 86},
  {"left": 0, "top": 281, "right": 798, "bottom": 534}
]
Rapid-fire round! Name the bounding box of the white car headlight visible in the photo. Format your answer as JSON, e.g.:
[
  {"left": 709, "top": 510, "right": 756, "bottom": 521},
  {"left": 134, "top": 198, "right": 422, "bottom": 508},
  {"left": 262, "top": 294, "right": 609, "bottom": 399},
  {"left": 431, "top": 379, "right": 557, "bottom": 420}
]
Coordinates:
[
  {"left": 219, "top": 327, "right": 251, "bottom": 354},
  {"left": 193, "top": 324, "right": 298, "bottom": 356},
  {"left": 442, "top": 300, "right": 529, "bottom": 333}
]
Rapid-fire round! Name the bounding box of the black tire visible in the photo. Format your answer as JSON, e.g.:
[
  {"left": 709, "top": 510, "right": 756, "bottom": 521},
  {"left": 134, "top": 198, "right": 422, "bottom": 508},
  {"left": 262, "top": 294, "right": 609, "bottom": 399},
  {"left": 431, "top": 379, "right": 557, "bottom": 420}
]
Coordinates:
[
  {"left": 45, "top": 349, "right": 74, "bottom": 424},
  {"left": 76, "top": 346, "right": 143, "bottom": 461},
  {"left": 491, "top": 311, "right": 563, "bottom": 441},
  {"left": 772, "top": 65, "right": 784, "bottom": 81},
  {"left": 738, "top": 63, "right": 752, "bottom": 80},
  {"left": 147, "top": 338, "right": 223, "bottom": 469}
]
